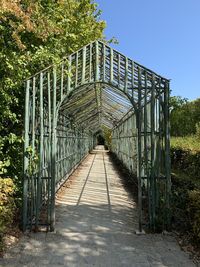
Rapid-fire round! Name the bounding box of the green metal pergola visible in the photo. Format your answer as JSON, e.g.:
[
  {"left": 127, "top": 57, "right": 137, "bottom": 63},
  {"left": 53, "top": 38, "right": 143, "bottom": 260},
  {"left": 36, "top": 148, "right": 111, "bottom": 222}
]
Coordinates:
[{"left": 23, "top": 40, "right": 171, "bottom": 232}]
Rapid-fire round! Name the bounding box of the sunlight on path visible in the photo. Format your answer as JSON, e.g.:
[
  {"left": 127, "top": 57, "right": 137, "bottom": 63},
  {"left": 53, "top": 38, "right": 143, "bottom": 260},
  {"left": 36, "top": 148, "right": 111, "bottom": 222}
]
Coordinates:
[{"left": 0, "top": 146, "right": 195, "bottom": 267}]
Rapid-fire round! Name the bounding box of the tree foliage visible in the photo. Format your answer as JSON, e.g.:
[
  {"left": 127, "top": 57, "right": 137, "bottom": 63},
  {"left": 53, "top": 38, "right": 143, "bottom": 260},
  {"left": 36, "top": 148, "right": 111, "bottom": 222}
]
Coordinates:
[
  {"left": 0, "top": 0, "right": 106, "bottom": 191},
  {"left": 101, "top": 125, "right": 112, "bottom": 148},
  {"left": 170, "top": 96, "right": 200, "bottom": 137}
]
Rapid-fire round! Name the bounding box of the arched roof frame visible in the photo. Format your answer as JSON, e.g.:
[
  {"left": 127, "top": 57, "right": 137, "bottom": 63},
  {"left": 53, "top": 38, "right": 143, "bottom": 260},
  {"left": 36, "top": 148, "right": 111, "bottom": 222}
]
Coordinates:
[
  {"left": 51, "top": 40, "right": 169, "bottom": 133},
  {"left": 23, "top": 40, "right": 170, "bottom": 232}
]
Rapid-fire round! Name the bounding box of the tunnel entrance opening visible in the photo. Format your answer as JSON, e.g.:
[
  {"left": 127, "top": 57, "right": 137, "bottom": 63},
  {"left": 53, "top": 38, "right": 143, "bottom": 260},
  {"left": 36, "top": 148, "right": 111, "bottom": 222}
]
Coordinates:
[
  {"left": 23, "top": 41, "right": 171, "bottom": 233},
  {"left": 97, "top": 135, "right": 105, "bottom": 146}
]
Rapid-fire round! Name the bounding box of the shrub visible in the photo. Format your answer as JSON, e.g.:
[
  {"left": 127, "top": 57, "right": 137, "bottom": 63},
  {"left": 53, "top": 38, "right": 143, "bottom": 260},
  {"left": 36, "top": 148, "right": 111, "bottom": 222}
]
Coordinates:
[
  {"left": 171, "top": 136, "right": 200, "bottom": 179},
  {"left": 171, "top": 172, "right": 194, "bottom": 232},
  {"left": 188, "top": 190, "right": 200, "bottom": 242},
  {"left": 171, "top": 136, "right": 200, "bottom": 243},
  {"left": 196, "top": 122, "right": 200, "bottom": 139},
  {"left": 0, "top": 178, "right": 16, "bottom": 249}
]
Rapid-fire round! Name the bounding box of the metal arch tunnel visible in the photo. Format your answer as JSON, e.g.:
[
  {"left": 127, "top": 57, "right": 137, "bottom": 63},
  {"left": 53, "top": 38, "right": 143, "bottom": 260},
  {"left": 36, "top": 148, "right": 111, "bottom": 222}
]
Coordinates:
[{"left": 23, "top": 40, "right": 171, "bottom": 232}]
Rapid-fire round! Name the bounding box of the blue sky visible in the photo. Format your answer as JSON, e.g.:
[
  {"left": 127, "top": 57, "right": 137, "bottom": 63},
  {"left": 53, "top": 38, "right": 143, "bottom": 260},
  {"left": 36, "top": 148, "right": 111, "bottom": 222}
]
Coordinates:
[{"left": 96, "top": 0, "right": 200, "bottom": 100}]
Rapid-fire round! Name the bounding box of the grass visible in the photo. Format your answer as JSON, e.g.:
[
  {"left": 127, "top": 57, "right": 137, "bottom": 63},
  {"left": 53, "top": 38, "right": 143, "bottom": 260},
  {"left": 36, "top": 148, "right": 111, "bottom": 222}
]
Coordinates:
[{"left": 171, "top": 135, "right": 200, "bottom": 152}]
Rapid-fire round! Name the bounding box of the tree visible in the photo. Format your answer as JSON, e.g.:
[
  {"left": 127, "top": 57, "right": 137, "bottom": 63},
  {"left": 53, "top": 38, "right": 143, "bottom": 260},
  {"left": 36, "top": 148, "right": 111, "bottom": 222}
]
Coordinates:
[
  {"left": 170, "top": 96, "right": 200, "bottom": 137},
  {"left": 0, "top": 0, "right": 106, "bottom": 191}
]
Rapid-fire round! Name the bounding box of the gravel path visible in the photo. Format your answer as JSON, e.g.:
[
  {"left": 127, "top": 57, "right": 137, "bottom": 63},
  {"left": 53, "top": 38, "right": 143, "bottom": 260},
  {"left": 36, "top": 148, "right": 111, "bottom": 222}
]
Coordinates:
[{"left": 0, "top": 146, "right": 195, "bottom": 267}]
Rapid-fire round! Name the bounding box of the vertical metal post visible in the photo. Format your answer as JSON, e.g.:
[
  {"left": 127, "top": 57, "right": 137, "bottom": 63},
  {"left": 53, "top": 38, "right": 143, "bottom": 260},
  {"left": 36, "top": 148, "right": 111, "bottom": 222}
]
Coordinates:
[
  {"left": 137, "top": 67, "right": 142, "bottom": 232},
  {"left": 118, "top": 54, "right": 121, "bottom": 87},
  {"left": 132, "top": 61, "right": 135, "bottom": 99},
  {"left": 36, "top": 72, "right": 44, "bottom": 229},
  {"left": 95, "top": 41, "right": 99, "bottom": 81},
  {"left": 67, "top": 55, "right": 71, "bottom": 92},
  {"left": 110, "top": 48, "right": 113, "bottom": 83},
  {"left": 150, "top": 75, "right": 156, "bottom": 230},
  {"left": 82, "top": 47, "right": 86, "bottom": 84},
  {"left": 30, "top": 77, "right": 36, "bottom": 230},
  {"left": 22, "top": 80, "right": 30, "bottom": 231},
  {"left": 50, "top": 68, "right": 57, "bottom": 231},
  {"left": 157, "top": 79, "right": 162, "bottom": 211},
  {"left": 102, "top": 43, "right": 106, "bottom": 81},
  {"left": 75, "top": 52, "right": 78, "bottom": 87},
  {"left": 47, "top": 72, "right": 52, "bottom": 227},
  {"left": 61, "top": 62, "right": 64, "bottom": 100},
  {"left": 124, "top": 57, "right": 128, "bottom": 93},
  {"left": 89, "top": 44, "right": 92, "bottom": 82},
  {"left": 164, "top": 81, "right": 171, "bottom": 228},
  {"left": 144, "top": 72, "right": 152, "bottom": 226}
]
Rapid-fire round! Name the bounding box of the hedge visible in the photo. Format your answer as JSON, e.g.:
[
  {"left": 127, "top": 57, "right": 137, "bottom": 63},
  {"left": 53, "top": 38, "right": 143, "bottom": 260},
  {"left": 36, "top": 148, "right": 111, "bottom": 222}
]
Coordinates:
[
  {"left": 171, "top": 136, "right": 200, "bottom": 178},
  {"left": 188, "top": 190, "right": 200, "bottom": 241},
  {"left": 171, "top": 136, "right": 200, "bottom": 243}
]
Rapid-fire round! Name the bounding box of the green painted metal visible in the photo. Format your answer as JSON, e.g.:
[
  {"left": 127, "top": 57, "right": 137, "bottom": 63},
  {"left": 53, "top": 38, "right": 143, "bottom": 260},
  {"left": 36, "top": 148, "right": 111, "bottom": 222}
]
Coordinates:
[
  {"left": 137, "top": 67, "right": 142, "bottom": 232},
  {"left": 23, "top": 40, "right": 171, "bottom": 232},
  {"left": 22, "top": 80, "right": 30, "bottom": 231}
]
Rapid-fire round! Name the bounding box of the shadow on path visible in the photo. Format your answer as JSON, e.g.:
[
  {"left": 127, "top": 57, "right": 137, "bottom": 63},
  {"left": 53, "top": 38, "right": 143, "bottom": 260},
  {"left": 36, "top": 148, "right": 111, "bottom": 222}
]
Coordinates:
[{"left": 0, "top": 146, "right": 195, "bottom": 267}]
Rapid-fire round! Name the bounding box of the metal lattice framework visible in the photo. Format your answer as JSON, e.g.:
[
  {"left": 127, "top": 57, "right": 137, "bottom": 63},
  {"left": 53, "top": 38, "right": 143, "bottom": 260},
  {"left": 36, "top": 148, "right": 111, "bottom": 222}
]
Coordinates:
[{"left": 23, "top": 40, "right": 171, "bottom": 232}]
